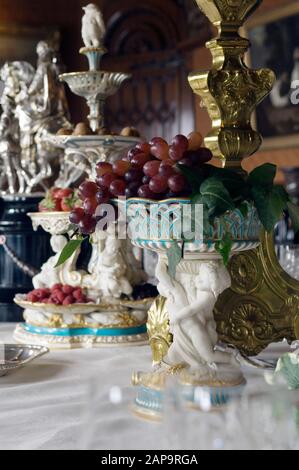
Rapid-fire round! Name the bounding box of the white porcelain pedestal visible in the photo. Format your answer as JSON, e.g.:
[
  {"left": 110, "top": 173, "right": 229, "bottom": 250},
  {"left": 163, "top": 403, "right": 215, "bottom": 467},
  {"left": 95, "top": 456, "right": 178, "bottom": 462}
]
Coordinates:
[
  {"left": 157, "top": 256, "right": 237, "bottom": 372},
  {"left": 13, "top": 211, "right": 150, "bottom": 348},
  {"left": 126, "top": 198, "right": 261, "bottom": 418},
  {"left": 45, "top": 133, "right": 140, "bottom": 183},
  {"left": 132, "top": 255, "right": 245, "bottom": 419}
]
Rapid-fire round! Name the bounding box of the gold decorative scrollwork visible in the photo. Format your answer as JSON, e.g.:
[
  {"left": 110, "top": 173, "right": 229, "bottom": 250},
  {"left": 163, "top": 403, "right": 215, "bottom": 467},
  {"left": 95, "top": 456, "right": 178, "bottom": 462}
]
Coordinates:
[
  {"left": 147, "top": 232, "right": 299, "bottom": 360},
  {"left": 146, "top": 0, "right": 299, "bottom": 361},
  {"left": 146, "top": 296, "right": 173, "bottom": 365},
  {"left": 215, "top": 231, "right": 299, "bottom": 355},
  {"left": 187, "top": 0, "right": 298, "bottom": 355},
  {"left": 229, "top": 251, "right": 260, "bottom": 293}
]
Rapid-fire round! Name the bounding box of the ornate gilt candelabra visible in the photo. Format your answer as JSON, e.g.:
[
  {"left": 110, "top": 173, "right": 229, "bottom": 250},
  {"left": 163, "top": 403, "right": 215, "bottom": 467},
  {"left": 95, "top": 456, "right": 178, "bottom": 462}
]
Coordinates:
[
  {"left": 147, "top": 0, "right": 299, "bottom": 364},
  {"left": 188, "top": 0, "right": 275, "bottom": 168}
]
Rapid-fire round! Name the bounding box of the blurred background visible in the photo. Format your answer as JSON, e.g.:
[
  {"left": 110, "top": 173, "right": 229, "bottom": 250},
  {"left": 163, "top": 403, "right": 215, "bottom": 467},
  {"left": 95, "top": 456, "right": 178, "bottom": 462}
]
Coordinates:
[{"left": 0, "top": 0, "right": 298, "bottom": 183}]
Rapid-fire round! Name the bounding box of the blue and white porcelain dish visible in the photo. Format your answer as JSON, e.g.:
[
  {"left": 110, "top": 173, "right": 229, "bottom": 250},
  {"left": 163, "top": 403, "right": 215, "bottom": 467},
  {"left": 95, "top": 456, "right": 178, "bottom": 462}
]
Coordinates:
[
  {"left": 125, "top": 198, "right": 261, "bottom": 256},
  {"left": 133, "top": 382, "right": 245, "bottom": 420}
]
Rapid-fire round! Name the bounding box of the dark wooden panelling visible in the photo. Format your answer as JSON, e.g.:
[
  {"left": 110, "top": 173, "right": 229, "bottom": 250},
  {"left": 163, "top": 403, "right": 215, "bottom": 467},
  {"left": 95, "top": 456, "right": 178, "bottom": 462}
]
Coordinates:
[
  {"left": 0, "top": 0, "right": 210, "bottom": 138},
  {"left": 101, "top": 0, "right": 210, "bottom": 139}
]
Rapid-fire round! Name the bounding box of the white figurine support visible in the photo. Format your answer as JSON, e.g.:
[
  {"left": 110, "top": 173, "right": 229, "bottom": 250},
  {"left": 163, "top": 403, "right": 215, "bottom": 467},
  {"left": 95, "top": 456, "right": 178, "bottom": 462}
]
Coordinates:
[
  {"left": 127, "top": 200, "right": 262, "bottom": 417},
  {"left": 82, "top": 3, "right": 106, "bottom": 48},
  {"left": 15, "top": 212, "right": 149, "bottom": 348},
  {"left": 29, "top": 212, "right": 83, "bottom": 290},
  {"left": 82, "top": 222, "right": 146, "bottom": 302},
  {"left": 82, "top": 224, "right": 134, "bottom": 302},
  {"left": 156, "top": 257, "right": 235, "bottom": 376},
  {"left": 33, "top": 234, "right": 83, "bottom": 290}
]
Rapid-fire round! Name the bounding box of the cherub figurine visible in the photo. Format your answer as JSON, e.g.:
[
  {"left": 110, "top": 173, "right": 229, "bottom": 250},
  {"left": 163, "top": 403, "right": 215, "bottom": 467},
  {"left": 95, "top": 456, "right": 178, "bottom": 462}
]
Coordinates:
[
  {"left": 156, "top": 258, "right": 234, "bottom": 370},
  {"left": 33, "top": 235, "right": 83, "bottom": 289},
  {"left": 0, "top": 41, "right": 71, "bottom": 195},
  {"left": 0, "top": 61, "right": 34, "bottom": 194},
  {"left": 83, "top": 224, "right": 133, "bottom": 301},
  {"left": 82, "top": 3, "right": 106, "bottom": 48}
]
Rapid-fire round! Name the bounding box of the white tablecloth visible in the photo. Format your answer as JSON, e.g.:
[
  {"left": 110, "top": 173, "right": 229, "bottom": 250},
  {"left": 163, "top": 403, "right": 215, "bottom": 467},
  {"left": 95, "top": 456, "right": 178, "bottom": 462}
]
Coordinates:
[{"left": 0, "top": 323, "right": 292, "bottom": 450}]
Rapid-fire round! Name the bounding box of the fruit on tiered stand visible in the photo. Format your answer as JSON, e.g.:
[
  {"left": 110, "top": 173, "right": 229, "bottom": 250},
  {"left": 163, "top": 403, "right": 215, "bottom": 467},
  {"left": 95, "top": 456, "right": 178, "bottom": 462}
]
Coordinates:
[
  {"left": 60, "top": 129, "right": 299, "bottom": 415},
  {"left": 13, "top": 180, "right": 156, "bottom": 347},
  {"left": 12, "top": 3, "right": 153, "bottom": 347},
  {"left": 56, "top": 123, "right": 140, "bottom": 138},
  {"left": 26, "top": 285, "right": 92, "bottom": 305},
  {"left": 38, "top": 187, "right": 82, "bottom": 212},
  {"left": 69, "top": 131, "right": 211, "bottom": 235}
]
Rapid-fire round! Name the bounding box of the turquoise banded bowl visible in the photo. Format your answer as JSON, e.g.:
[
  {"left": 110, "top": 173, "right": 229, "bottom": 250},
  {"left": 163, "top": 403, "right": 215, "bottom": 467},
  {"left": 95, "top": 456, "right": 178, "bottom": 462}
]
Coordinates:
[
  {"left": 14, "top": 323, "right": 148, "bottom": 349},
  {"left": 134, "top": 382, "right": 245, "bottom": 420},
  {"left": 125, "top": 198, "right": 261, "bottom": 256}
]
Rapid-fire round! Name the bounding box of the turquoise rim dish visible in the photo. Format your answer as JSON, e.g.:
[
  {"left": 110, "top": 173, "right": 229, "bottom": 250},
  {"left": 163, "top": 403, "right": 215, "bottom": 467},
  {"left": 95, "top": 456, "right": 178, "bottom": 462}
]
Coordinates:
[
  {"left": 135, "top": 382, "right": 245, "bottom": 416},
  {"left": 22, "top": 323, "right": 147, "bottom": 337}
]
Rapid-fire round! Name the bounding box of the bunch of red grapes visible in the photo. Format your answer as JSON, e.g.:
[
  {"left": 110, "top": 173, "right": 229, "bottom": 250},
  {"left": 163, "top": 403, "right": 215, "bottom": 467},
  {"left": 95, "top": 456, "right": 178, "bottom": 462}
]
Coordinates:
[
  {"left": 26, "top": 285, "right": 91, "bottom": 306},
  {"left": 70, "top": 132, "right": 212, "bottom": 235}
]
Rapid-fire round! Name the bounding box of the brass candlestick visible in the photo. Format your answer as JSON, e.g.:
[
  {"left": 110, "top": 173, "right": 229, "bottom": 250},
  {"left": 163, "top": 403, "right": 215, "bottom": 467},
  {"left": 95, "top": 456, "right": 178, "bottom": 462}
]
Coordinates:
[
  {"left": 188, "top": 0, "right": 275, "bottom": 168},
  {"left": 146, "top": 0, "right": 299, "bottom": 361}
]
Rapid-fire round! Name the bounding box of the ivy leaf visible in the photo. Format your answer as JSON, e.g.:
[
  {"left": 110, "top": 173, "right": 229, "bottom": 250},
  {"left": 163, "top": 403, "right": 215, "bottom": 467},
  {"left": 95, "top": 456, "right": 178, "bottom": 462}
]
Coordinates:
[
  {"left": 248, "top": 163, "right": 277, "bottom": 188},
  {"left": 238, "top": 202, "right": 249, "bottom": 218},
  {"left": 200, "top": 177, "right": 235, "bottom": 217},
  {"left": 287, "top": 201, "right": 299, "bottom": 234},
  {"left": 190, "top": 195, "right": 212, "bottom": 237},
  {"left": 275, "top": 353, "right": 299, "bottom": 390},
  {"left": 177, "top": 164, "right": 204, "bottom": 194},
  {"left": 251, "top": 185, "right": 289, "bottom": 232},
  {"left": 55, "top": 238, "right": 84, "bottom": 267},
  {"left": 191, "top": 192, "right": 203, "bottom": 206},
  {"left": 167, "top": 241, "right": 182, "bottom": 279},
  {"left": 182, "top": 196, "right": 211, "bottom": 240},
  {"left": 208, "top": 166, "right": 249, "bottom": 199},
  {"left": 215, "top": 232, "right": 233, "bottom": 266}
]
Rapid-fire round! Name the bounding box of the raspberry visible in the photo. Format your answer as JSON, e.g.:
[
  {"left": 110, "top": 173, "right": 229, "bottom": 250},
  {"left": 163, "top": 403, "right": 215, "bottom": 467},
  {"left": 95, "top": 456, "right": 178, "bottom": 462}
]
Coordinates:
[
  {"left": 33, "top": 289, "right": 44, "bottom": 299},
  {"left": 62, "top": 285, "right": 74, "bottom": 295},
  {"left": 39, "top": 288, "right": 51, "bottom": 299},
  {"left": 51, "top": 288, "right": 62, "bottom": 297},
  {"left": 49, "top": 296, "right": 60, "bottom": 305},
  {"left": 63, "top": 295, "right": 74, "bottom": 305},
  {"left": 73, "top": 288, "right": 83, "bottom": 300},
  {"left": 27, "top": 293, "right": 38, "bottom": 303},
  {"left": 52, "top": 283, "right": 63, "bottom": 291},
  {"left": 55, "top": 291, "right": 65, "bottom": 304}
]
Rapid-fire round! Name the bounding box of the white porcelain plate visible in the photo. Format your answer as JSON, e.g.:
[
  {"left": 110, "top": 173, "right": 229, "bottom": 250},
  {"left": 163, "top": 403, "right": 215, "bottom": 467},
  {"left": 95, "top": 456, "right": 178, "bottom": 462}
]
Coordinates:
[
  {"left": 14, "top": 294, "right": 156, "bottom": 315},
  {"left": 45, "top": 133, "right": 140, "bottom": 150}
]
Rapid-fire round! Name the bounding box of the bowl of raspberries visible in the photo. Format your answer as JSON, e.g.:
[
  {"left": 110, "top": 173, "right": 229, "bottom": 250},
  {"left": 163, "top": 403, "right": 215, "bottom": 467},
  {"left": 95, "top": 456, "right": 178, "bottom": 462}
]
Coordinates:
[{"left": 14, "top": 285, "right": 96, "bottom": 315}]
